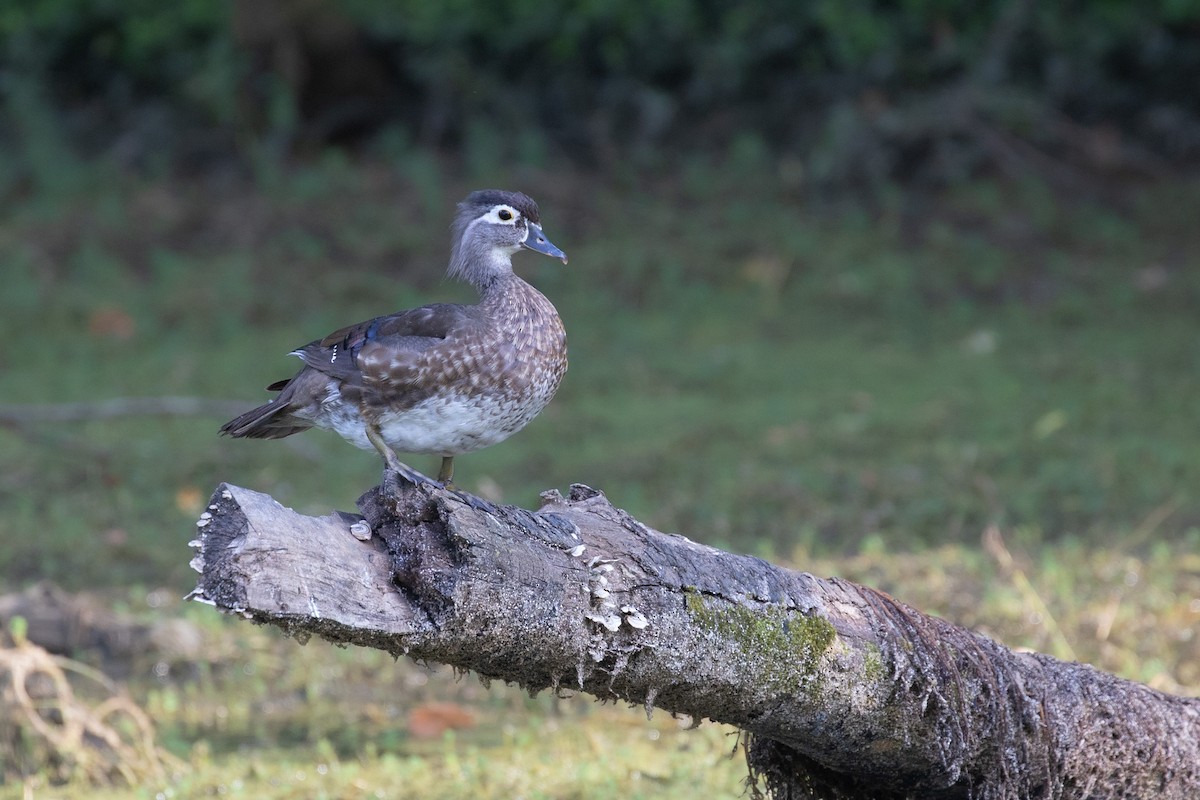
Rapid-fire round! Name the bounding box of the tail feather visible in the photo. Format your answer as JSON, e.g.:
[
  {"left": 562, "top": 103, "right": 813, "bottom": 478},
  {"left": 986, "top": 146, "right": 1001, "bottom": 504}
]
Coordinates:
[
  {"left": 220, "top": 376, "right": 314, "bottom": 439},
  {"left": 219, "top": 398, "right": 310, "bottom": 439}
]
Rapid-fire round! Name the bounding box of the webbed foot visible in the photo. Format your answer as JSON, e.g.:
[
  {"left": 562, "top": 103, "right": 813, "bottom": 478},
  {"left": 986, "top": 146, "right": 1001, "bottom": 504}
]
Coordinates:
[
  {"left": 448, "top": 489, "right": 499, "bottom": 514},
  {"left": 382, "top": 459, "right": 443, "bottom": 496},
  {"left": 368, "top": 424, "right": 443, "bottom": 494}
]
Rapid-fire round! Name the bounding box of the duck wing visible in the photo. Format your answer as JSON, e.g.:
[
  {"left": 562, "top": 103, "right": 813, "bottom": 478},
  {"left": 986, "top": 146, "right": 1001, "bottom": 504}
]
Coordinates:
[{"left": 285, "top": 302, "right": 477, "bottom": 395}]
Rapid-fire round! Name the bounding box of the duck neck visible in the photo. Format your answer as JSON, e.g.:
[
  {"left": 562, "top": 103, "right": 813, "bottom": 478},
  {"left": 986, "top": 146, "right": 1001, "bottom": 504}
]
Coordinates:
[
  {"left": 477, "top": 268, "right": 527, "bottom": 301},
  {"left": 450, "top": 235, "right": 516, "bottom": 290}
]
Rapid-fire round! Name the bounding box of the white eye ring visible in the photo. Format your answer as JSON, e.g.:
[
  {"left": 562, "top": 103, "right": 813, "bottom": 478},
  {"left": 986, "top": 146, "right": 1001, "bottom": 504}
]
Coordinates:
[{"left": 491, "top": 205, "right": 518, "bottom": 224}]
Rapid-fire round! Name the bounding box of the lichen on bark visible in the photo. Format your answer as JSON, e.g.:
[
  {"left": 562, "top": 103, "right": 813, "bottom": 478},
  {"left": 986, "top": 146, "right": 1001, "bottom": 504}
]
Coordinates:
[{"left": 684, "top": 588, "right": 836, "bottom": 693}]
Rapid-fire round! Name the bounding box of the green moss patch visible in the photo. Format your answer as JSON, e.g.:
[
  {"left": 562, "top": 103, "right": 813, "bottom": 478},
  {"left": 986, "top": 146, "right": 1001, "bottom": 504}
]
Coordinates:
[{"left": 685, "top": 590, "right": 836, "bottom": 692}]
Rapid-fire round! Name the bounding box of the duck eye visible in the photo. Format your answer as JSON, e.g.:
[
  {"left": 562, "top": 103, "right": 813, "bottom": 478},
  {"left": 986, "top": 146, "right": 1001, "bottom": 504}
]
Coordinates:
[{"left": 497, "top": 208, "right": 513, "bottom": 221}]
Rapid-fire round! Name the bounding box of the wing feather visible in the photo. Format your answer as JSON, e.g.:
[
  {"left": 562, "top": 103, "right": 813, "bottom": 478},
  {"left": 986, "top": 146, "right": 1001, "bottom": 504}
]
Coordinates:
[{"left": 291, "top": 303, "right": 476, "bottom": 392}]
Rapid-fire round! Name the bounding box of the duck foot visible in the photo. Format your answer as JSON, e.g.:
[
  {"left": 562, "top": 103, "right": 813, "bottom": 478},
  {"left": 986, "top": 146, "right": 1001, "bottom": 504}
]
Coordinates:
[
  {"left": 369, "top": 425, "right": 442, "bottom": 494},
  {"left": 380, "top": 464, "right": 496, "bottom": 513},
  {"left": 449, "top": 490, "right": 499, "bottom": 514},
  {"left": 381, "top": 462, "right": 443, "bottom": 497}
]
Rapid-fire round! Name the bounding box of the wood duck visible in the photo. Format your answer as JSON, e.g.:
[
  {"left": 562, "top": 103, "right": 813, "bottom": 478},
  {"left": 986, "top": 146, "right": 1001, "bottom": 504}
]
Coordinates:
[{"left": 220, "top": 190, "right": 569, "bottom": 487}]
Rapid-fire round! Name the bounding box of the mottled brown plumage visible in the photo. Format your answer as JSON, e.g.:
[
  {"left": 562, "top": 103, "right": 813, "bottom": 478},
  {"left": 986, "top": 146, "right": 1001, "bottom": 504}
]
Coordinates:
[{"left": 220, "top": 190, "right": 568, "bottom": 486}]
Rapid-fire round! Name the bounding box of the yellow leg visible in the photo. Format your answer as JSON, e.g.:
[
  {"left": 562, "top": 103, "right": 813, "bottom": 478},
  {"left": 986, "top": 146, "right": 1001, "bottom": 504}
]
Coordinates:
[
  {"left": 438, "top": 456, "right": 455, "bottom": 485},
  {"left": 367, "top": 424, "right": 439, "bottom": 487}
]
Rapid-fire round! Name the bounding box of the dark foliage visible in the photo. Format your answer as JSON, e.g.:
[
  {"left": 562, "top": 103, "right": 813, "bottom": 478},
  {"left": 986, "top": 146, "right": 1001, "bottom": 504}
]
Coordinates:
[{"left": 2, "top": 0, "right": 1200, "bottom": 184}]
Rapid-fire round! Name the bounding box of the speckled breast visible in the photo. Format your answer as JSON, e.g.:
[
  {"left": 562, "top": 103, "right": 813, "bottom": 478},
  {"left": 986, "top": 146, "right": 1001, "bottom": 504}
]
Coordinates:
[{"left": 331, "top": 279, "right": 567, "bottom": 457}]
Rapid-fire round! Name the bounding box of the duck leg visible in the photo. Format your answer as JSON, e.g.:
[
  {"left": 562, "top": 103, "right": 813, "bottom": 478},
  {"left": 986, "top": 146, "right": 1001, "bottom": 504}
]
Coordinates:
[
  {"left": 436, "top": 455, "right": 498, "bottom": 512},
  {"left": 366, "top": 424, "right": 441, "bottom": 489}
]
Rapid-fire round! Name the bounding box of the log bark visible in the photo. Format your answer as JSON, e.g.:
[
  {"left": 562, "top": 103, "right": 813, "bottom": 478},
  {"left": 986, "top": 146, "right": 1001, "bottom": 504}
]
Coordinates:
[{"left": 188, "top": 481, "right": 1200, "bottom": 799}]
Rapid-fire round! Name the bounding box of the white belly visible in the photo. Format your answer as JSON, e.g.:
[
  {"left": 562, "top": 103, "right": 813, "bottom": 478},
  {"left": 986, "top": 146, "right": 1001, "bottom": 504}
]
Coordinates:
[{"left": 314, "top": 390, "right": 550, "bottom": 457}]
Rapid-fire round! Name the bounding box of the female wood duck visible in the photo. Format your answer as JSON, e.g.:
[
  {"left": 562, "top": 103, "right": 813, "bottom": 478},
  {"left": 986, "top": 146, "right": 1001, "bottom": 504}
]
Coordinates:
[{"left": 220, "top": 190, "right": 568, "bottom": 487}]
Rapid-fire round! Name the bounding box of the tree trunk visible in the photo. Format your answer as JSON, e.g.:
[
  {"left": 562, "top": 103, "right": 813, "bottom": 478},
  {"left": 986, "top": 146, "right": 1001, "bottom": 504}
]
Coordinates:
[{"left": 189, "top": 482, "right": 1200, "bottom": 799}]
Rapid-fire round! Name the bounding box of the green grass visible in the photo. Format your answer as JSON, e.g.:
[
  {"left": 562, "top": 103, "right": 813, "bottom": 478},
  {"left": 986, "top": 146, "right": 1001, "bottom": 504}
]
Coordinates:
[
  {"left": 1, "top": 156, "right": 1198, "bottom": 796},
  {"left": 2, "top": 162, "right": 1198, "bottom": 586}
]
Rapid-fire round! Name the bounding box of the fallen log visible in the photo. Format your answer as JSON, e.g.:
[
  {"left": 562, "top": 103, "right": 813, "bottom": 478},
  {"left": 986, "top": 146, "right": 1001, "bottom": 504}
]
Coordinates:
[{"left": 188, "top": 481, "right": 1200, "bottom": 799}]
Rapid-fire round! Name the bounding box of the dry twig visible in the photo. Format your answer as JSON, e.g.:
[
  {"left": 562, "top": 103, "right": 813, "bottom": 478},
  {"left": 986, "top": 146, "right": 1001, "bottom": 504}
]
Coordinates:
[{"left": 0, "top": 634, "right": 183, "bottom": 787}]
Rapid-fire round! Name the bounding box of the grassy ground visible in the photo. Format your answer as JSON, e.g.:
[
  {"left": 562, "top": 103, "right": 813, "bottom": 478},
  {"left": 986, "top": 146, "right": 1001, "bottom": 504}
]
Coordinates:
[
  {"left": 3, "top": 160, "right": 1198, "bottom": 583},
  {"left": 1, "top": 155, "right": 1198, "bottom": 796}
]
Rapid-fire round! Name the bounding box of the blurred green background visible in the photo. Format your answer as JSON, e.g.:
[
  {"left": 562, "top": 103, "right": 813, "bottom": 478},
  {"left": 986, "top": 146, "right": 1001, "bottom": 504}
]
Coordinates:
[{"left": 1, "top": 1, "right": 1198, "bottom": 796}]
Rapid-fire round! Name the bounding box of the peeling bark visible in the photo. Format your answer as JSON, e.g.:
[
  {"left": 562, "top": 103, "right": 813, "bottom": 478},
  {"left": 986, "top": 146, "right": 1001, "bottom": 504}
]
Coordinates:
[{"left": 189, "top": 482, "right": 1200, "bottom": 799}]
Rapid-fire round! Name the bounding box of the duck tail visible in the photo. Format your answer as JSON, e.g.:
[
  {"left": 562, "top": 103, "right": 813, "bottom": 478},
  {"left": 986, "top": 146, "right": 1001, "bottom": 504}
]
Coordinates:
[{"left": 219, "top": 379, "right": 312, "bottom": 439}]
